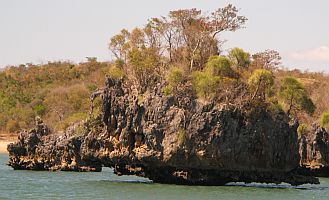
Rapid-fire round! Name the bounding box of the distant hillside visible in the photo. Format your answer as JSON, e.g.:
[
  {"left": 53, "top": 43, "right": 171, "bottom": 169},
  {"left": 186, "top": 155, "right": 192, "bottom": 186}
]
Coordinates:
[
  {"left": 275, "top": 69, "right": 329, "bottom": 125},
  {"left": 0, "top": 59, "right": 109, "bottom": 134}
]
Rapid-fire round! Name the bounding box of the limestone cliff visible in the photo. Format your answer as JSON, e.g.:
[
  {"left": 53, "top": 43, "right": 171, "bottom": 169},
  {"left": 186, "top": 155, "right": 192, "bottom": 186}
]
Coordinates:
[
  {"left": 299, "top": 126, "right": 329, "bottom": 176},
  {"left": 7, "top": 77, "right": 319, "bottom": 185}
]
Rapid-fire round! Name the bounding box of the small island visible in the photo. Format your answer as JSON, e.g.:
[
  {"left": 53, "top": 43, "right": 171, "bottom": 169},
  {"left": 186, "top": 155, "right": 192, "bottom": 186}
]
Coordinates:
[{"left": 4, "top": 5, "right": 329, "bottom": 186}]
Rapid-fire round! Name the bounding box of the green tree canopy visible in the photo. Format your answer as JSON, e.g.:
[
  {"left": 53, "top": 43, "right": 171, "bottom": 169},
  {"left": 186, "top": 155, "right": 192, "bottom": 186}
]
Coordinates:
[
  {"left": 166, "top": 67, "right": 184, "bottom": 87},
  {"left": 320, "top": 111, "right": 329, "bottom": 130},
  {"left": 109, "top": 29, "right": 130, "bottom": 61},
  {"left": 192, "top": 71, "right": 217, "bottom": 99},
  {"left": 228, "top": 47, "right": 251, "bottom": 69},
  {"left": 279, "top": 76, "right": 315, "bottom": 117},
  {"left": 127, "top": 47, "right": 157, "bottom": 89},
  {"left": 297, "top": 123, "right": 308, "bottom": 139},
  {"left": 205, "top": 56, "right": 235, "bottom": 78},
  {"left": 248, "top": 69, "right": 274, "bottom": 100}
]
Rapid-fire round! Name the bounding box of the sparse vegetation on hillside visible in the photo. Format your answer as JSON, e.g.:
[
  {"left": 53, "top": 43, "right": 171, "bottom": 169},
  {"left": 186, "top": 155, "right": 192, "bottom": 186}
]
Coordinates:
[{"left": 0, "top": 60, "right": 109, "bottom": 133}]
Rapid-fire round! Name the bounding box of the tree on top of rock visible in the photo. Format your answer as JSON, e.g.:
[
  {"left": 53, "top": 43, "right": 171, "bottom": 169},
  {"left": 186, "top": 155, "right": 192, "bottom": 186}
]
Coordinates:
[
  {"left": 228, "top": 47, "right": 251, "bottom": 70},
  {"left": 205, "top": 55, "right": 236, "bottom": 78},
  {"left": 168, "top": 5, "right": 247, "bottom": 71},
  {"left": 248, "top": 69, "right": 274, "bottom": 101},
  {"left": 108, "top": 4, "right": 247, "bottom": 73},
  {"left": 252, "top": 49, "right": 281, "bottom": 70},
  {"left": 109, "top": 29, "right": 130, "bottom": 61},
  {"left": 320, "top": 111, "right": 329, "bottom": 130},
  {"left": 279, "top": 76, "right": 315, "bottom": 117}
]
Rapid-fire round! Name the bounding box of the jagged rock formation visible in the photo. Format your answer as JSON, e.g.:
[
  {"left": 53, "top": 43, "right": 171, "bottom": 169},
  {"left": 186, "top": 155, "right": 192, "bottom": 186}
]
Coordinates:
[
  {"left": 8, "top": 77, "right": 319, "bottom": 185},
  {"left": 299, "top": 126, "right": 329, "bottom": 176},
  {"left": 7, "top": 117, "right": 97, "bottom": 171}
]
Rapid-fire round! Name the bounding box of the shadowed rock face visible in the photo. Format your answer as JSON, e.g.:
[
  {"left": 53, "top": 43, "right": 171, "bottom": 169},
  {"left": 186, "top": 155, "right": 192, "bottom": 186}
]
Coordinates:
[
  {"left": 299, "top": 126, "right": 329, "bottom": 177},
  {"left": 7, "top": 77, "right": 319, "bottom": 185}
]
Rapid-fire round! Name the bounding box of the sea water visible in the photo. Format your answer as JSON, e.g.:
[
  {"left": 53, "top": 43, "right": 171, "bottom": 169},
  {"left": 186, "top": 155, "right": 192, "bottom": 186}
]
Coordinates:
[{"left": 0, "top": 154, "right": 329, "bottom": 200}]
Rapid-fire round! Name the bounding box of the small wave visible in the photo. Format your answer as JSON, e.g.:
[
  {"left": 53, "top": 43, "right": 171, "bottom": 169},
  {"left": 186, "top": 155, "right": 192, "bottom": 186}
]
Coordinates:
[
  {"left": 93, "top": 179, "right": 154, "bottom": 184},
  {"left": 225, "top": 182, "right": 329, "bottom": 190}
]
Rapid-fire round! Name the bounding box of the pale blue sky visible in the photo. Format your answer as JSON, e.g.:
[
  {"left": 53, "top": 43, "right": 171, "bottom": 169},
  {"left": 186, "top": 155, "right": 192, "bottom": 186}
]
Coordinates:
[{"left": 1, "top": 0, "right": 329, "bottom": 72}]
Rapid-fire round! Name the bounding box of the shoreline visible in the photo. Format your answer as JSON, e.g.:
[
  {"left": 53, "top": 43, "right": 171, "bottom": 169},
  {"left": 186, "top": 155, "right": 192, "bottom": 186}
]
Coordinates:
[
  {"left": 0, "top": 133, "right": 16, "bottom": 154},
  {"left": 0, "top": 140, "right": 13, "bottom": 154}
]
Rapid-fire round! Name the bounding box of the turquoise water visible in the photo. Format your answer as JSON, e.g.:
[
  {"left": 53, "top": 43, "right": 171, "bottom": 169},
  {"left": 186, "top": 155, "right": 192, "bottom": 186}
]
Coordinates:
[{"left": 1, "top": 154, "right": 329, "bottom": 200}]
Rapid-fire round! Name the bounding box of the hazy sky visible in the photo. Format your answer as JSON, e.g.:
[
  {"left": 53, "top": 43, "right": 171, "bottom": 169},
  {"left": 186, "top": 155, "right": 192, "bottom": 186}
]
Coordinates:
[{"left": 1, "top": 0, "right": 329, "bottom": 72}]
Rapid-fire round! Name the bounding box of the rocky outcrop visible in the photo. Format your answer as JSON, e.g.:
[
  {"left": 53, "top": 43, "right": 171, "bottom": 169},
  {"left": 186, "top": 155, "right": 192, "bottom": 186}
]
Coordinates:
[
  {"left": 299, "top": 126, "right": 329, "bottom": 176},
  {"left": 8, "top": 77, "right": 319, "bottom": 185},
  {"left": 7, "top": 117, "right": 100, "bottom": 172}
]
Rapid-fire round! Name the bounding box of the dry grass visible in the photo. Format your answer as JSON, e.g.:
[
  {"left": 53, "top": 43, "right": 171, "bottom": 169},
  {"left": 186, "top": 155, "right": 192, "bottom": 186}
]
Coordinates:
[{"left": 276, "top": 69, "right": 329, "bottom": 124}]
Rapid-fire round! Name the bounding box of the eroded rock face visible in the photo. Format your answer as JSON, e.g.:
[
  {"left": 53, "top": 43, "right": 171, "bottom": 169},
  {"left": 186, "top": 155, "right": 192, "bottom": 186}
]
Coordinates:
[
  {"left": 7, "top": 77, "right": 319, "bottom": 185},
  {"left": 7, "top": 119, "right": 101, "bottom": 172},
  {"left": 299, "top": 126, "right": 329, "bottom": 176}
]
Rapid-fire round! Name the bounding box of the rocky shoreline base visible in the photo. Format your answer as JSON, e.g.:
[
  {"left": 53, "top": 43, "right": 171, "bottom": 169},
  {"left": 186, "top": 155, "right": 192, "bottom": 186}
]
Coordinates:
[{"left": 6, "top": 123, "right": 320, "bottom": 186}]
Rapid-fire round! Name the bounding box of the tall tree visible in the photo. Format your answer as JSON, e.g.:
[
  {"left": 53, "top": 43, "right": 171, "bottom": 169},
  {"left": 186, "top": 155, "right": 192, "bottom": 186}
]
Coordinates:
[
  {"left": 248, "top": 69, "right": 274, "bottom": 100},
  {"left": 109, "top": 5, "right": 247, "bottom": 72},
  {"left": 252, "top": 49, "right": 281, "bottom": 70},
  {"left": 205, "top": 56, "right": 235, "bottom": 78},
  {"left": 168, "top": 5, "right": 247, "bottom": 71},
  {"left": 127, "top": 47, "right": 157, "bottom": 90},
  {"left": 279, "top": 76, "right": 315, "bottom": 117},
  {"left": 108, "top": 29, "right": 130, "bottom": 61},
  {"left": 209, "top": 4, "right": 248, "bottom": 37},
  {"left": 228, "top": 47, "right": 251, "bottom": 69},
  {"left": 129, "top": 28, "right": 145, "bottom": 49}
]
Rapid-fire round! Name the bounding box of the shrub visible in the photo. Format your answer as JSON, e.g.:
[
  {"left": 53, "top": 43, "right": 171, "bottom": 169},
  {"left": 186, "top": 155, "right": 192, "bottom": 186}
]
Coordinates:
[
  {"left": 320, "top": 111, "right": 329, "bottom": 130},
  {"left": 205, "top": 56, "right": 235, "bottom": 78},
  {"left": 162, "top": 85, "right": 173, "bottom": 96},
  {"left": 301, "top": 97, "right": 316, "bottom": 116},
  {"left": 166, "top": 67, "right": 184, "bottom": 87},
  {"left": 127, "top": 47, "right": 157, "bottom": 88},
  {"left": 192, "top": 71, "right": 217, "bottom": 99},
  {"left": 114, "top": 59, "right": 125, "bottom": 68},
  {"left": 228, "top": 47, "right": 251, "bottom": 69},
  {"left": 33, "top": 104, "right": 46, "bottom": 116},
  {"left": 108, "top": 66, "right": 125, "bottom": 80},
  {"left": 297, "top": 124, "right": 308, "bottom": 139},
  {"left": 69, "top": 68, "right": 81, "bottom": 79},
  {"left": 177, "top": 128, "right": 186, "bottom": 146},
  {"left": 87, "top": 83, "right": 98, "bottom": 92},
  {"left": 137, "top": 95, "right": 144, "bottom": 106},
  {"left": 248, "top": 69, "right": 274, "bottom": 100}
]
